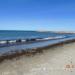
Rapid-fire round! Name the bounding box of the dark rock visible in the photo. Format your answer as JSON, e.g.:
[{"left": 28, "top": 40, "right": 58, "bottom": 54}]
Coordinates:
[{"left": 16, "top": 39, "right": 22, "bottom": 43}]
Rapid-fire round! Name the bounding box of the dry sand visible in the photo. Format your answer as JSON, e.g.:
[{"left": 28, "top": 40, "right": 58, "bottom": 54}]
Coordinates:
[{"left": 0, "top": 42, "right": 75, "bottom": 75}]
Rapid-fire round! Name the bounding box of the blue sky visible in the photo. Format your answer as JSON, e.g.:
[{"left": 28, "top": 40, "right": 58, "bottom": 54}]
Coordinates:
[{"left": 0, "top": 0, "right": 75, "bottom": 31}]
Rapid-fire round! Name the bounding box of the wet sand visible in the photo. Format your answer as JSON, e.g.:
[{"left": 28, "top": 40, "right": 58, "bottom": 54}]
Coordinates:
[{"left": 0, "top": 42, "right": 75, "bottom": 75}]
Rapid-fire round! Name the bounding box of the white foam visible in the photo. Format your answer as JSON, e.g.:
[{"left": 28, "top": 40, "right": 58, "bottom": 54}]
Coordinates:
[
  {"left": 0, "top": 41, "right": 7, "bottom": 44},
  {"left": 9, "top": 40, "right": 16, "bottom": 43}
]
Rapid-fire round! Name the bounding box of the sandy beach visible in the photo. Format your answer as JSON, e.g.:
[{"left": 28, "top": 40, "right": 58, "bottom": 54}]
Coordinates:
[{"left": 0, "top": 42, "right": 75, "bottom": 75}]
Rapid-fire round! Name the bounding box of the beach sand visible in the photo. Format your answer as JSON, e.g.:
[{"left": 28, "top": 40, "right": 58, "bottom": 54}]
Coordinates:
[{"left": 0, "top": 42, "right": 75, "bottom": 75}]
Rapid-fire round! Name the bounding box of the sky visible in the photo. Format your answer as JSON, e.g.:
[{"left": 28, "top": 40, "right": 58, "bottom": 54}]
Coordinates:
[{"left": 0, "top": 0, "right": 75, "bottom": 31}]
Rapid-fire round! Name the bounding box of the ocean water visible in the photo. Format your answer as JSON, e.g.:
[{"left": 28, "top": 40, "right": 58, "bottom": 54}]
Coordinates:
[
  {"left": 0, "top": 30, "right": 65, "bottom": 40},
  {"left": 0, "top": 30, "right": 75, "bottom": 55}
]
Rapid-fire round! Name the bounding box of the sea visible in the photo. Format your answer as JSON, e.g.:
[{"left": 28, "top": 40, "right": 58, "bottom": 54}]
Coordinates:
[
  {"left": 0, "top": 30, "right": 75, "bottom": 55},
  {"left": 0, "top": 30, "right": 64, "bottom": 40}
]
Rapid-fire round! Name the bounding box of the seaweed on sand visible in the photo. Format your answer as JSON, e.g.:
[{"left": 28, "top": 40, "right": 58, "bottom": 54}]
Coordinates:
[{"left": 0, "top": 39, "right": 75, "bottom": 63}]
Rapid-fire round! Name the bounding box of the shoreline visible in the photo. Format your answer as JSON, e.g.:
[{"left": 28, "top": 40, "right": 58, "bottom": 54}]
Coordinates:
[
  {"left": 0, "top": 36, "right": 65, "bottom": 47},
  {"left": 0, "top": 38, "right": 75, "bottom": 63}
]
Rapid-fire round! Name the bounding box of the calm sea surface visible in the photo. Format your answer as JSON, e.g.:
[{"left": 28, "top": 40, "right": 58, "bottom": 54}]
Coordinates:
[{"left": 0, "top": 30, "right": 65, "bottom": 40}]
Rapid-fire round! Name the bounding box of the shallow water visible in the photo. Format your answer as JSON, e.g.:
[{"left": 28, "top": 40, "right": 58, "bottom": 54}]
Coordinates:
[
  {"left": 0, "top": 36, "right": 74, "bottom": 55},
  {"left": 0, "top": 42, "right": 75, "bottom": 75}
]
